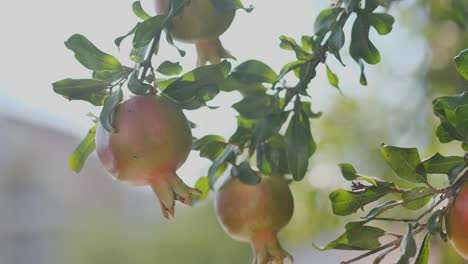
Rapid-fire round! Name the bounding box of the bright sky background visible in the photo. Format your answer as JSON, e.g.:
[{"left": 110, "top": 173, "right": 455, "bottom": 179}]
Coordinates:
[{"left": 0, "top": 0, "right": 428, "bottom": 185}]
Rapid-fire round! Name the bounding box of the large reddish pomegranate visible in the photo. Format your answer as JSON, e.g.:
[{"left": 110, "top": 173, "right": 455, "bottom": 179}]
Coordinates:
[
  {"left": 215, "top": 175, "right": 294, "bottom": 263},
  {"left": 95, "top": 95, "right": 200, "bottom": 218},
  {"left": 447, "top": 182, "right": 468, "bottom": 260},
  {"left": 155, "top": 0, "right": 235, "bottom": 65}
]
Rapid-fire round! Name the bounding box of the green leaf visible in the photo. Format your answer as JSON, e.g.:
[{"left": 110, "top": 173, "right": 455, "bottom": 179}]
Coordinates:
[
  {"left": 232, "top": 162, "right": 261, "bottom": 185},
  {"left": 397, "top": 225, "right": 417, "bottom": 264},
  {"left": 314, "top": 7, "right": 343, "bottom": 35},
  {"left": 367, "top": 13, "right": 394, "bottom": 35},
  {"left": 338, "top": 163, "right": 378, "bottom": 185},
  {"left": 99, "top": 87, "right": 123, "bottom": 133},
  {"left": 115, "top": 24, "right": 138, "bottom": 48},
  {"left": 414, "top": 233, "right": 431, "bottom": 264},
  {"left": 232, "top": 94, "right": 277, "bottom": 119},
  {"left": 365, "top": 200, "right": 403, "bottom": 219},
  {"left": 251, "top": 112, "right": 289, "bottom": 144},
  {"left": 433, "top": 92, "right": 468, "bottom": 143},
  {"left": 381, "top": 145, "right": 427, "bottom": 183},
  {"left": 220, "top": 75, "right": 266, "bottom": 95},
  {"left": 416, "top": 153, "right": 465, "bottom": 176},
  {"left": 428, "top": 210, "right": 442, "bottom": 235},
  {"left": 329, "top": 181, "right": 395, "bottom": 216},
  {"left": 127, "top": 72, "right": 151, "bottom": 95},
  {"left": 455, "top": 49, "right": 468, "bottom": 80},
  {"left": 193, "top": 176, "right": 210, "bottom": 202},
  {"left": 192, "top": 135, "right": 227, "bottom": 161},
  {"left": 209, "top": 0, "right": 253, "bottom": 12},
  {"left": 52, "top": 78, "right": 110, "bottom": 106},
  {"left": 328, "top": 25, "right": 345, "bottom": 65},
  {"left": 132, "top": 1, "right": 151, "bottom": 20},
  {"left": 359, "top": 60, "right": 368, "bottom": 85},
  {"left": 285, "top": 109, "right": 314, "bottom": 181},
  {"left": 279, "top": 60, "right": 308, "bottom": 80},
  {"left": 315, "top": 223, "right": 385, "bottom": 251},
  {"left": 326, "top": 64, "right": 340, "bottom": 89},
  {"left": 157, "top": 60, "right": 183, "bottom": 76},
  {"left": 163, "top": 61, "right": 231, "bottom": 109},
  {"left": 165, "top": 33, "right": 186, "bottom": 57},
  {"left": 232, "top": 60, "right": 278, "bottom": 84},
  {"left": 69, "top": 125, "right": 97, "bottom": 173},
  {"left": 301, "top": 101, "right": 322, "bottom": 118},
  {"left": 402, "top": 187, "right": 433, "bottom": 210},
  {"left": 279, "top": 35, "right": 311, "bottom": 60},
  {"left": 350, "top": 13, "right": 381, "bottom": 65},
  {"left": 65, "top": 34, "right": 122, "bottom": 71},
  {"left": 93, "top": 67, "right": 131, "bottom": 83},
  {"left": 133, "top": 15, "right": 165, "bottom": 48}
]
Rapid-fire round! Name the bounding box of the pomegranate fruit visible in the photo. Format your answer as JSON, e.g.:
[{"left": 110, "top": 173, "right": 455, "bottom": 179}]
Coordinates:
[
  {"left": 155, "top": 0, "right": 235, "bottom": 65},
  {"left": 215, "top": 175, "right": 294, "bottom": 264},
  {"left": 95, "top": 95, "right": 200, "bottom": 218},
  {"left": 447, "top": 181, "right": 468, "bottom": 260}
]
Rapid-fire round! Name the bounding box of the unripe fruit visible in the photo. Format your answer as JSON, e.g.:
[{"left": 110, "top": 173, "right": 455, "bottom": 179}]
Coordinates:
[
  {"left": 447, "top": 182, "right": 468, "bottom": 260},
  {"left": 215, "top": 176, "right": 294, "bottom": 264},
  {"left": 155, "top": 0, "right": 235, "bottom": 65},
  {"left": 95, "top": 95, "right": 200, "bottom": 218}
]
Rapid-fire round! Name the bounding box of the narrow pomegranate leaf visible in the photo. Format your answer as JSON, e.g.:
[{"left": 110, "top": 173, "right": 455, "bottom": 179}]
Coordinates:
[
  {"left": 414, "top": 233, "right": 431, "bottom": 264},
  {"left": 455, "top": 49, "right": 468, "bottom": 80},
  {"left": 127, "top": 72, "right": 151, "bottom": 95},
  {"left": 381, "top": 145, "right": 427, "bottom": 183},
  {"left": 397, "top": 225, "right": 417, "bottom": 264},
  {"left": 350, "top": 13, "right": 381, "bottom": 65},
  {"left": 232, "top": 60, "right": 278, "bottom": 84},
  {"left": 115, "top": 24, "right": 138, "bottom": 49},
  {"left": 367, "top": 13, "right": 394, "bottom": 35},
  {"left": 328, "top": 25, "right": 345, "bottom": 65},
  {"left": 364, "top": 200, "right": 403, "bottom": 220},
  {"left": 233, "top": 161, "right": 261, "bottom": 185},
  {"left": 157, "top": 60, "right": 183, "bottom": 76},
  {"left": 326, "top": 64, "right": 340, "bottom": 90},
  {"left": 132, "top": 1, "right": 151, "bottom": 20},
  {"left": 69, "top": 125, "right": 97, "bottom": 173},
  {"left": 193, "top": 176, "right": 210, "bottom": 202},
  {"left": 65, "top": 34, "right": 122, "bottom": 71},
  {"left": 279, "top": 35, "right": 311, "bottom": 60},
  {"left": 232, "top": 94, "right": 277, "bottom": 119},
  {"left": 329, "top": 181, "right": 395, "bottom": 216},
  {"left": 192, "top": 135, "right": 227, "bottom": 161},
  {"left": 416, "top": 152, "right": 465, "bottom": 176},
  {"left": 100, "top": 87, "right": 123, "bottom": 133},
  {"left": 285, "top": 108, "right": 314, "bottom": 181},
  {"left": 52, "top": 78, "right": 110, "bottom": 106},
  {"left": 314, "top": 222, "right": 385, "bottom": 251},
  {"left": 132, "top": 15, "right": 165, "bottom": 48},
  {"left": 432, "top": 91, "right": 468, "bottom": 143},
  {"left": 401, "top": 187, "right": 432, "bottom": 210},
  {"left": 314, "top": 7, "right": 343, "bottom": 35}
]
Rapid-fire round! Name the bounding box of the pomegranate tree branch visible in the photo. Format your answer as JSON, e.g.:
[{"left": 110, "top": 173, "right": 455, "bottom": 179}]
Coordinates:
[{"left": 340, "top": 225, "right": 427, "bottom": 264}]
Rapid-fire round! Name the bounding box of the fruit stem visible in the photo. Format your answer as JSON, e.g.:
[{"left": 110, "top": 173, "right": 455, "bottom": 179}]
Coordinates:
[
  {"left": 250, "top": 231, "right": 293, "bottom": 264},
  {"left": 195, "top": 38, "right": 236, "bottom": 66},
  {"left": 150, "top": 171, "right": 201, "bottom": 219}
]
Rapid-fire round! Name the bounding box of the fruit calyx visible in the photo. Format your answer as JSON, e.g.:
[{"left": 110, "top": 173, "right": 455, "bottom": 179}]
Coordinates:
[
  {"left": 195, "top": 38, "right": 236, "bottom": 66},
  {"left": 150, "top": 171, "right": 201, "bottom": 218},
  {"left": 251, "top": 230, "right": 294, "bottom": 264}
]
